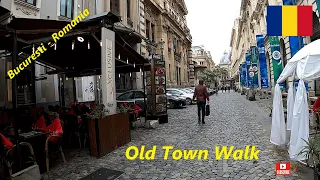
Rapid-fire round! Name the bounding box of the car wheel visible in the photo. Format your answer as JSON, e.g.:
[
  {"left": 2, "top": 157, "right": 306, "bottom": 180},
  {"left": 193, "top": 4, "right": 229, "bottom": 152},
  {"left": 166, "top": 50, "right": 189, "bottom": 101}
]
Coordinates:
[
  {"left": 186, "top": 98, "right": 192, "bottom": 105},
  {"left": 169, "top": 101, "right": 175, "bottom": 109}
]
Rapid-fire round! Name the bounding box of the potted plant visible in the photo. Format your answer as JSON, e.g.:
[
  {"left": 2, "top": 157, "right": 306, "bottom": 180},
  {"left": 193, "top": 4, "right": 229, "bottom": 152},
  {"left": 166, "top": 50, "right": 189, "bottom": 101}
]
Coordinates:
[
  {"left": 88, "top": 104, "right": 109, "bottom": 120},
  {"left": 297, "top": 136, "right": 320, "bottom": 180}
]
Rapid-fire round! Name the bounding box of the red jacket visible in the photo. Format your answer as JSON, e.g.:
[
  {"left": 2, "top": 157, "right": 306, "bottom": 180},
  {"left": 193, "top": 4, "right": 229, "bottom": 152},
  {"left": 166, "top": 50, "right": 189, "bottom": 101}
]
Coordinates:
[
  {"left": 193, "top": 85, "right": 209, "bottom": 101},
  {"left": 313, "top": 97, "right": 320, "bottom": 112}
]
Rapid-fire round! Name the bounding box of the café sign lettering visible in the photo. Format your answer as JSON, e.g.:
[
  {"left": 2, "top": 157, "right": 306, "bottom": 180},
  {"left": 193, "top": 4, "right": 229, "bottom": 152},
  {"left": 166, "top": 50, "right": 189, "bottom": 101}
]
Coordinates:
[{"left": 149, "top": 54, "right": 161, "bottom": 60}]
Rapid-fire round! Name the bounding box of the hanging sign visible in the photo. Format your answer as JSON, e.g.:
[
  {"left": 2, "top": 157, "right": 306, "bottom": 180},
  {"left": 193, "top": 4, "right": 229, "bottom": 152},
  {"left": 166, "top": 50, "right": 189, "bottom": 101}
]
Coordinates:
[
  {"left": 256, "top": 34, "right": 269, "bottom": 88},
  {"left": 82, "top": 76, "right": 95, "bottom": 102},
  {"left": 101, "top": 27, "right": 116, "bottom": 115},
  {"left": 269, "top": 36, "right": 284, "bottom": 89},
  {"left": 242, "top": 62, "right": 247, "bottom": 87},
  {"left": 250, "top": 46, "right": 259, "bottom": 88},
  {"left": 239, "top": 65, "right": 243, "bottom": 86}
]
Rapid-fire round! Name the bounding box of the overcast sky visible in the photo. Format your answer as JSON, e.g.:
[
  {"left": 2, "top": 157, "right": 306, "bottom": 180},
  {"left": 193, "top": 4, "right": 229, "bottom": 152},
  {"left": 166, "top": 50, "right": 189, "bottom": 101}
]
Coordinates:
[{"left": 185, "top": 0, "right": 241, "bottom": 64}]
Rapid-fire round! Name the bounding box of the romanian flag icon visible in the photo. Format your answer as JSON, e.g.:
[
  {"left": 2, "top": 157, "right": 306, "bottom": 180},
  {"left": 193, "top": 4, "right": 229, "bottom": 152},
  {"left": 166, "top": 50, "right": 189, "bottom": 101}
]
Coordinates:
[{"left": 266, "top": 6, "right": 313, "bottom": 36}]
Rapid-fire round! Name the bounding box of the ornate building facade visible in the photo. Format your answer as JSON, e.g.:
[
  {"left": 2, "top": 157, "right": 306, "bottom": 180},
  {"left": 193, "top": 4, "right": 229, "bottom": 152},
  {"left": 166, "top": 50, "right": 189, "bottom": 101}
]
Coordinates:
[
  {"left": 140, "top": 0, "right": 193, "bottom": 87},
  {"left": 191, "top": 45, "right": 215, "bottom": 86},
  {"left": 230, "top": 0, "right": 320, "bottom": 96}
]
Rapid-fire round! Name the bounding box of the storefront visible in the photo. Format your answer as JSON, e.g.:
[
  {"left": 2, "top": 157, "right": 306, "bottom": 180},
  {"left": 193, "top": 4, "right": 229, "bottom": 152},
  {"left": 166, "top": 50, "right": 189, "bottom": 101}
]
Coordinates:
[{"left": 0, "top": 12, "right": 150, "bottom": 176}]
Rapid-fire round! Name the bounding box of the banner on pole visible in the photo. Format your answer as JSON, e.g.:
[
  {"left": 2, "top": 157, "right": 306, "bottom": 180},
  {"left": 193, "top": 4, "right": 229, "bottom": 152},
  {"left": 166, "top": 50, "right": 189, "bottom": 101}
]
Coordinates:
[
  {"left": 239, "top": 65, "right": 243, "bottom": 86},
  {"left": 317, "top": 0, "right": 320, "bottom": 17},
  {"left": 250, "top": 46, "right": 259, "bottom": 88},
  {"left": 269, "top": 36, "right": 284, "bottom": 89},
  {"left": 246, "top": 52, "right": 252, "bottom": 88},
  {"left": 242, "top": 62, "right": 247, "bottom": 86},
  {"left": 256, "top": 34, "right": 269, "bottom": 88}
]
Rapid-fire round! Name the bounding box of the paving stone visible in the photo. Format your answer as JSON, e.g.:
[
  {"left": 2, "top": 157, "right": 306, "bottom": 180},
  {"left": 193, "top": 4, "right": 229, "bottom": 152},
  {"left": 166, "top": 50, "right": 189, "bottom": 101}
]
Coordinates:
[{"left": 45, "top": 92, "right": 310, "bottom": 179}]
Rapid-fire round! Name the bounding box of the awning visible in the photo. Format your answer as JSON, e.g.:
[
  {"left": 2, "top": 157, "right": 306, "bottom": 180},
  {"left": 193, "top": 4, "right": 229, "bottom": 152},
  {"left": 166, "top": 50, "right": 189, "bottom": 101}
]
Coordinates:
[
  {"left": 0, "top": 6, "right": 10, "bottom": 24},
  {"left": 0, "top": 13, "right": 150, "bottom": 76},
  {"left": 114, "top": 24, "right": 145, "bottom": 43}
]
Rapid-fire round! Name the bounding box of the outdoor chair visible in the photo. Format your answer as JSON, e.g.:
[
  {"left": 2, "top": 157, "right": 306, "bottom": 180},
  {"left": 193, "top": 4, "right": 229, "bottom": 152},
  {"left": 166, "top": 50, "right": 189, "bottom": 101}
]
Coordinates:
[
  {"left": 0, "top": 138, "right": 37, "bottom": 177},
  {"left": 79, "top": 115, "right": 89, "bottom": 148},
  {"left": 45, "top": 119, "right": 66, "bottom": 173},
  {"left": 62, "top": 114, "right": 81, "bottom": 148}
]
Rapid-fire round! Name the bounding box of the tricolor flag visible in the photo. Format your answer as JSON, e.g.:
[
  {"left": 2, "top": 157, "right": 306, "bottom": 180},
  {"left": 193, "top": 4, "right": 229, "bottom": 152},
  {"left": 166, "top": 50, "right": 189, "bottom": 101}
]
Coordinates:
[{"left": 266, "top": 6, "right": 313, "bottom": 36}]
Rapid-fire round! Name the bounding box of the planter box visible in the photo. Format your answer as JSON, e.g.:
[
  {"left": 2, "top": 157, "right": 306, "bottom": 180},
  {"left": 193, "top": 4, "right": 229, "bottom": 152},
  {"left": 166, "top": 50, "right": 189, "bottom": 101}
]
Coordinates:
[{"left": 88, "top": 113, "right": 130, "bottom": 158}]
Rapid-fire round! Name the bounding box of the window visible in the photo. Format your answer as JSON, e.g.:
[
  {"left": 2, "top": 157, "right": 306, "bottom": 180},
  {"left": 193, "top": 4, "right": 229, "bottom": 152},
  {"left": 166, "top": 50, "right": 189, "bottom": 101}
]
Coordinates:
[
  {"left": 60, "top": 0, "right": 74, "bottom": 19},
  {"left": 25, "top": 0, "right": 36, "bottom": 5},
  {"left": 127, "top": 0, "right": 131, "bottom": 18},
  {"left": 146, "top": 20, "right": 151, "bottom": 39},
  {"left": 151, "top": 23, "right": 155, "bottom": 41},
  {"left": 134, "top": 91, "right": 145, "bottom": 98},
  {"left": 117, "top": 92, "right": 134, "bottom": 100},
  {"left": 110, "top": 0, "right": 120, "bottom": 15}
]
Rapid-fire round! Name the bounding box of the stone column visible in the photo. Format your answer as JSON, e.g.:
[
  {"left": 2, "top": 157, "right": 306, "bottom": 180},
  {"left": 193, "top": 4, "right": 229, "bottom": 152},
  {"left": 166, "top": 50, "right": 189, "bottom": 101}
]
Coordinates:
[{"left": 97, "top": 0, "right": 104, "bottom": 14}]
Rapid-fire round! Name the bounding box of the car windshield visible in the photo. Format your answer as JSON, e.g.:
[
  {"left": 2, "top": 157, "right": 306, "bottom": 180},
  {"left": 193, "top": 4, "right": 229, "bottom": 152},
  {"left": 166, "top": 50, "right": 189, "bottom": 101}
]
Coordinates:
[{"left": 180, "top": 89, "right": 190, "bottom": 93}]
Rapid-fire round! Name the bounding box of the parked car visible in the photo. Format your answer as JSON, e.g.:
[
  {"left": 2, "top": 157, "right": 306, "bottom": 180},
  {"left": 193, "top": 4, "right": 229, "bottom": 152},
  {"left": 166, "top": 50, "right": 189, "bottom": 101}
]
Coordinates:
[
  {"left": 166, "top": 93, "right": 186, "bottom": 108},
  {"left": 183, "top": 88, "right": 194, "bottom": 94},
  {"left": 116, "top": 90, "right": 146, "bottom": 115},
  {"left": 167, "top": 88, "right": 194, "bottom": 105}
]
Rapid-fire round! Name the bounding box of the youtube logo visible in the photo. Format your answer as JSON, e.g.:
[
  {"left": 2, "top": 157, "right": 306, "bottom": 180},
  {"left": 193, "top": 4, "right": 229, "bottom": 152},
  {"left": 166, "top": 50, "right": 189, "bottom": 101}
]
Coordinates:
[
  {"left": 280, "top": 164, "right": 286, "bottom": 169},
  {"left": 276, "top": 162, "right": 290, "bottom": 175}
]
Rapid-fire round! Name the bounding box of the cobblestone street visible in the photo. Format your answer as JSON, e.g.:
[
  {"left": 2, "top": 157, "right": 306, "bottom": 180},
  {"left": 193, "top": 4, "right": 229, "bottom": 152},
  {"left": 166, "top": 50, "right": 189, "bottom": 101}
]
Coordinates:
[{"left": 48, "top": 92, "right": 312, "bottom": 180}]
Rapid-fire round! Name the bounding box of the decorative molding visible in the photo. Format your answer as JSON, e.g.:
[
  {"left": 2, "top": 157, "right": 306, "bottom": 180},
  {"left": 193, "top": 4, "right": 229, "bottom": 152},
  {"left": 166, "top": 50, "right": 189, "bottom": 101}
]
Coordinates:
[
  {"left": 58, "top": 16, "right": 71, "bottom": 21},
  {"left": 14, "top": 0, "right": 39, "bottom": 16}
]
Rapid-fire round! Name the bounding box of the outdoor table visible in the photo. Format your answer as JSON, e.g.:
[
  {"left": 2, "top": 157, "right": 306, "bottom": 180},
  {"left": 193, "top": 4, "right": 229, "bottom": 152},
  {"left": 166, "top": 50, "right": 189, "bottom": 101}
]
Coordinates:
[{"left": 18, "top": 131, "right": 47, "bottom": 174}]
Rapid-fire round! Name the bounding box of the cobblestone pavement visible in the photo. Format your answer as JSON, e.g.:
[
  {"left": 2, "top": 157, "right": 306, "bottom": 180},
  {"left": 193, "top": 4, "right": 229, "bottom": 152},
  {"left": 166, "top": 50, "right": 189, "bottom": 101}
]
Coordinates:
[{"left": 47, "top": 91, "right": 312, "bottom": 180}]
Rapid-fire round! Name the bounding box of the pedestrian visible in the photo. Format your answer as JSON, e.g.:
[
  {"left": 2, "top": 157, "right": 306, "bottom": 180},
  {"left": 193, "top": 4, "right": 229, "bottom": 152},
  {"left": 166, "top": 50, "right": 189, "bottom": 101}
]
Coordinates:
[
  {"left": 193, "top": 80, "right": 210, "bottom": 124},
  {"left": 228, "top": 86, "right": 230, "bottom": 92}
]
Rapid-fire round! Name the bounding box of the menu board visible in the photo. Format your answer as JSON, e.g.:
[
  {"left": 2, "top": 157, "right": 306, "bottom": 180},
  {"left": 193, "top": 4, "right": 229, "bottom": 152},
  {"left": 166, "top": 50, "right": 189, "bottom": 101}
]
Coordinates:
[
  {"left": 146, "top": 55, "right": 167, "bottom": 115},
  {"left": 154, "top": 59, "right": 167, "bottom": 114}
]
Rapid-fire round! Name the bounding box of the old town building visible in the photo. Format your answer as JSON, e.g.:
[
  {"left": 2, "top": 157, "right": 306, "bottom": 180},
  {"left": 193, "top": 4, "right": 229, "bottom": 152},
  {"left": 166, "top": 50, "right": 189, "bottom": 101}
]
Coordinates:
[
  {"left": 140, "top": 0, "right": 192, "bottom": 87},
  {"left": 191, "top": 45, "right": 215, "bottom": 86},
  {"left": 230, "top": 0, "right": 320, "bottom": 96}
]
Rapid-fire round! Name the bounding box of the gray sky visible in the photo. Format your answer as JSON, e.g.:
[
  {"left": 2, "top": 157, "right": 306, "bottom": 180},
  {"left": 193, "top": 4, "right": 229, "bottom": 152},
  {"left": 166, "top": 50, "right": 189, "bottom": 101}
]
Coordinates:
[{"left": 185, "top": 0, "right": 241, "bottom": 64}]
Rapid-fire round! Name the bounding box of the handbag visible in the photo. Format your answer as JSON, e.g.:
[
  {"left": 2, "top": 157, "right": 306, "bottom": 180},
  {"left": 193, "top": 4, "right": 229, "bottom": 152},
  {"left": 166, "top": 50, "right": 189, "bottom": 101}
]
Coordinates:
[{"left": 205, "top": 101, "right": 210, "bottom": 116}]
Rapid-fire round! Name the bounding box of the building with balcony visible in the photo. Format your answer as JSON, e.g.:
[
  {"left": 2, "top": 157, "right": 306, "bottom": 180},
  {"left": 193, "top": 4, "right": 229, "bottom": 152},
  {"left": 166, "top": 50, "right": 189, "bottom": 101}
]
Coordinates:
[
  {"left": 229, "top": 0, "right": 320, "bottom": 96},
  {"left": 140, "top": 0, "right": 192, "bottom": 87},
  {"left": 191, "top": 45, "right": 215, "bottom": 86}
]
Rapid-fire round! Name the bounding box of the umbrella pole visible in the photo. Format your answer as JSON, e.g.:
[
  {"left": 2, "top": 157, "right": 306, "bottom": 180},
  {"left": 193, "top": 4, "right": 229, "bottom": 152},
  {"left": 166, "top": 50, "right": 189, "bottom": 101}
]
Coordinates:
[{"left": 12, "top": 31, "right": 22, "bottom": 169}]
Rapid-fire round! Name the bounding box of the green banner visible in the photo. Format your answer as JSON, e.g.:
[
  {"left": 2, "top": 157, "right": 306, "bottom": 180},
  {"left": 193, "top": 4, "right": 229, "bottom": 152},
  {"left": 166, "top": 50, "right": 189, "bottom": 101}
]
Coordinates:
[
  {"left": 269, "top": 36, "right": 284, "bottom": 89},
  {"left": 317, "top": 0, "right": 320, "bottom": 18}
]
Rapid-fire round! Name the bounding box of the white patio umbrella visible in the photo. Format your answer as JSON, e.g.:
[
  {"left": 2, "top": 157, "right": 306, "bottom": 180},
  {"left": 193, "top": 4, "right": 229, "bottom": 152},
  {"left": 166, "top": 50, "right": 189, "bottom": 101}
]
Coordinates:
[{"left": 270, "top": 39, "right": 320, "bottom": 161}]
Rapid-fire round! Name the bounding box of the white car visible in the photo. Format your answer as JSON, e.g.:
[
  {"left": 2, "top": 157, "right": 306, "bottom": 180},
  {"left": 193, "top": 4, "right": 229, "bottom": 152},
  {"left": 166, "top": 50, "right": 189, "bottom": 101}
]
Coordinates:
[{"left": 167, "top": 88, "right": 194, "bottom": 105}]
